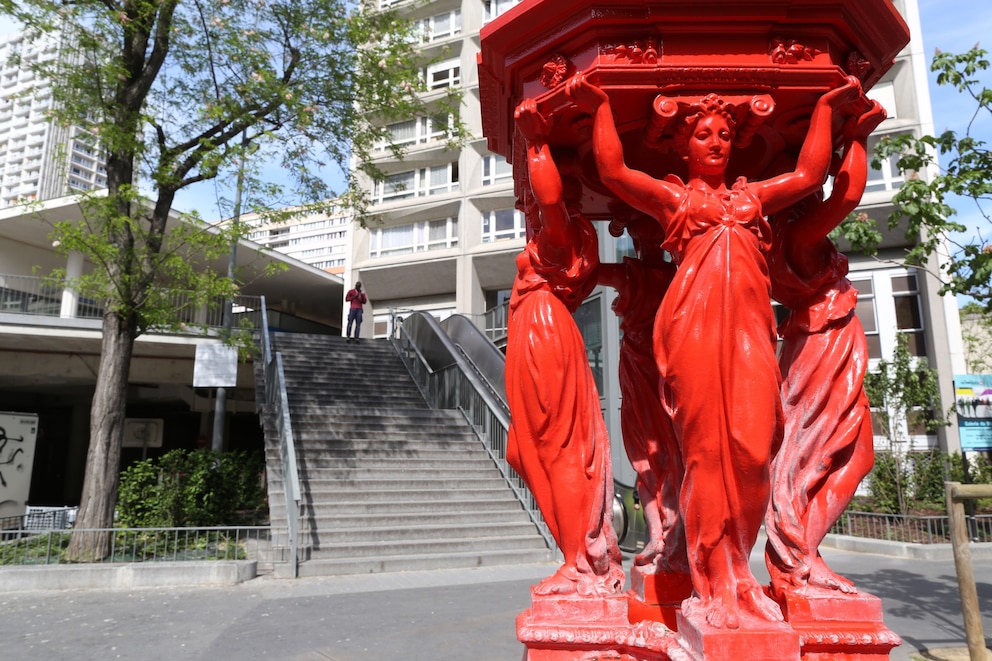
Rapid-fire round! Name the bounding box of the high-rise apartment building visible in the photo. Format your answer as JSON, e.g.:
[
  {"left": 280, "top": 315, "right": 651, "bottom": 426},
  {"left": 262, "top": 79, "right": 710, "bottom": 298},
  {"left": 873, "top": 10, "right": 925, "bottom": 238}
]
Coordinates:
[
  {"left": 350, "top": 0, "right": 966, "bottom": 471},
  {"left": 242, "top": 203, "right": 352, "bottom": 276},
  {"left": 0, "top": 30, "right": 107, "bottom": 208},
  {"left": 346, "top": 1, "right": 522, "bottom": 338}
]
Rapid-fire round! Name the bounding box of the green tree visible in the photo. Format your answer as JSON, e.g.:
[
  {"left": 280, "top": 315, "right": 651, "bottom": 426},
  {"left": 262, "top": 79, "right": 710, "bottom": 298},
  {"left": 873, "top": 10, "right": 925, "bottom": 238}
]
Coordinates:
[
  {"left": 863, "top": 334, "right": 950, "bottom": 514},
  {"left": 833, "top": 47, "right": 992, "bottom": 314},
  {"left": 0, "top": 0, "right": 461, "bottom": 560}
]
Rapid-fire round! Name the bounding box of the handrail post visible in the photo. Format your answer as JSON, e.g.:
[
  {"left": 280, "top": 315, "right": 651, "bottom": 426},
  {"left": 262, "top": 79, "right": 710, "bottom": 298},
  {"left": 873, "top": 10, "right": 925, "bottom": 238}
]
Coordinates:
[{"left": 945, "top": 481, "right": 992, "bottom": 661}]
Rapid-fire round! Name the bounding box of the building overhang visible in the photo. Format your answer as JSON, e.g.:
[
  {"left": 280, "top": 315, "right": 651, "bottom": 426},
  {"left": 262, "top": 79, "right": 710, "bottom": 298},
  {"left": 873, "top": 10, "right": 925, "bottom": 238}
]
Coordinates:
[
  {"left": 356, "top": 256, "right": 458, "bottom": 301},
  {"left": 0, "top": 194, "right": 346, "bottom": 327}
]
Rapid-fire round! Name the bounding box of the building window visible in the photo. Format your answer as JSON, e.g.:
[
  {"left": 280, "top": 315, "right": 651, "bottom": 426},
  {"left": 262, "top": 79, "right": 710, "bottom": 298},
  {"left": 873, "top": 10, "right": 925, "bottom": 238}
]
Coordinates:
[
  {"left": 484, "top": 0, "right": 523, "bottom": 22},
  {"left": 852, "top": 277, "right": 882, "bottom": 360},
  {"left": 482, "top": 154, "right": 512, "bottom": 186},
  {"left": 418, "top": 10, "right": 461, "bottom": 43},
  {"left": 892, "top": 273, "right": 926, "bottom": 356},
  {"left": 376, "top": 115, "right": 450, "bottom": 152},
  {"left": 373, "top": 163, "right": 458, "bottom": 203},
  {"left": 428, "top": 162, "right": 458, "bottom": 195},
  {"left": 379, "top": 170, "right": 417, "bottom": 202},
  {"left": 866, "top": 132, "right": 907, "bottom": 193},
  {"left": 425, "top": 58, "right": 460, "bottom": 90},
  {"left": 481, "top": 208, "right": 525, "bottom": 243},
  {"left": 369, "top": 217, "right": 459, "bottom": 258}
]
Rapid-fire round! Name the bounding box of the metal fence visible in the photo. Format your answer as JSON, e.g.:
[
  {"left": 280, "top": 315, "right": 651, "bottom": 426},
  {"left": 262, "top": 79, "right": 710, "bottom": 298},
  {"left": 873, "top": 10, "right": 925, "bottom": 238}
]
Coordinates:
[
  {"left": 459, "top": 303, "right": 509, "bottom": 345},
  {"left": 0, "top": 273, "right": 261, "bottom": 330},
  {"left": 0, "top": 274, "right": 98, "bottom": 318},
  {"left": 0, "top": 526, "right": 277, "bottom": 566},
  {"left": 830, "top": 511, "right": 992, "bottom": 544}
]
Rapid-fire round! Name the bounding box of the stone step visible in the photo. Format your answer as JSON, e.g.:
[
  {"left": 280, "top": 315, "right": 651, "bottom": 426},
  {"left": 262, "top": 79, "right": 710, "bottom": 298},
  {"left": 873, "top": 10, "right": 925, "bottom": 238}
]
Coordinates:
[
  {"left": 296, "top": 549, "right": 554, "bottom": 577},
  {"left": 286, "top": 394, "right": 428, "bottom": 408},
  {"left": 286, "top": 416, "right": 466, "bottom": 430},
  {"left": 258, "top": 331, "right": 547, "bottom": 576},
  {"left": 267, "top": 458, "right": 502, "bottom": 479},
  {"left": 297, "top": 476, "right": 509, "bottom": 491},
  {"left": 289, "top": 466, "right": 502, "bottom": 480},
  {"left": 292, "top": 508, "right": 531, "bottom": 529},
  {"left": 311, "top": 521, "right": 540, "bottom": 544},
  {"left": 270, "top": 449, "right": 498, "bottom": 463},
  {"left": 305, "top": 533, "right": 548, "bottom": 558},
  {"left": 268, "top": 495, "right": 525, "bottom": 518},
  {"left": 268, "top": 488, "right": 523, "bottom": 508}
]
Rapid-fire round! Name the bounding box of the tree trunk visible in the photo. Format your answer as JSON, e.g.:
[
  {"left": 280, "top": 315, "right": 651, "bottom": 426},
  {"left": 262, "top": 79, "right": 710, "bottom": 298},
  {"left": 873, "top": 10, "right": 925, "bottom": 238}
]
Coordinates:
[{"left": 67, "top": 310, "right": 138, "bottom": 561}]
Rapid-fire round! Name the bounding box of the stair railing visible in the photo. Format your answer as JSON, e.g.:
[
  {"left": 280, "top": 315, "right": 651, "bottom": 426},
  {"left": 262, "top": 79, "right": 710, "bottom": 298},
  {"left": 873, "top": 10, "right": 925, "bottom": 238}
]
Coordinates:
[
  {"left": 391, "top": 310, "right": 555, "bottom": 551},
  {"left": 259, "top": 296, "right": 303, "bottom": 577}
]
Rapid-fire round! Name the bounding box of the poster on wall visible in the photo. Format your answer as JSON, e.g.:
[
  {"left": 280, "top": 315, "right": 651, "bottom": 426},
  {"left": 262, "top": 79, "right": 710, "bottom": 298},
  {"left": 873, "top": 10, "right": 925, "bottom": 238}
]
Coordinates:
[
  {"left": 0, "top": 412, "right": 40, "bottom": 519},
  {"left": 954, "top": 374, "right": 992, "bottom": 452}
]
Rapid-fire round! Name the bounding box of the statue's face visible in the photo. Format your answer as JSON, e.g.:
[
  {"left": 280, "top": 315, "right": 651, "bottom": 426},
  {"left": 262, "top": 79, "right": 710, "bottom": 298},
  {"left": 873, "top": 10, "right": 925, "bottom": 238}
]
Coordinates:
[{"left": 685, "top": 113, "right": 732, "bottom": 176}]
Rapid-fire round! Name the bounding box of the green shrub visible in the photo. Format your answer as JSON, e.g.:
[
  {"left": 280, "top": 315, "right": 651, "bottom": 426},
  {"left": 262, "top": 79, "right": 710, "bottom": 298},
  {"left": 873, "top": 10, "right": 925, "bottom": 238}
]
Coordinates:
[
  {"left": 867, "top": 451, "right": 906, "bottom": 514},
  {"left": 118, "top": 449, "right": 265, "bottom": 527},
  {"left": 862, "top": 449, "right": 992, "bottom": 514}
]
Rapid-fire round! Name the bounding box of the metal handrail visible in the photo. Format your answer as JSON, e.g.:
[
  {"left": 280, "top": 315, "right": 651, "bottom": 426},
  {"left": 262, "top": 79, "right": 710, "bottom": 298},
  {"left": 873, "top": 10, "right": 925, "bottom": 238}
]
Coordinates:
[
  {"left": 390, "top": 310, "right": 554, "bottom": 551},
  {"left": 259, "top": 296, "right": 302, "bottom": 577}
]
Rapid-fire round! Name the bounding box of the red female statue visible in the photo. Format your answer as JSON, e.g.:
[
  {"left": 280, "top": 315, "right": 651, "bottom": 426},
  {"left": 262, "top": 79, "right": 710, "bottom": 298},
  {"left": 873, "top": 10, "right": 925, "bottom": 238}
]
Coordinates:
[
  {"left": 765, "top": 101, "right": 888, "bottom": 598},
  {"left": 567, "top": 72, "right": 862, "bottom": 629},
  {"left": 505, "top": 99, "right": 624, "bottom": 598}
]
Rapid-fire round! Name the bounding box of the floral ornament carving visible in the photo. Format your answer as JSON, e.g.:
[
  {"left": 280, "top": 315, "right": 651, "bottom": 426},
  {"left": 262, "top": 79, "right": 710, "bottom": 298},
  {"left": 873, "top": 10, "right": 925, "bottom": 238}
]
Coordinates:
[
  {"left": 540, "top": 54, "right": 575, "bottom": 89},
  {"left": 771, "top": 38, "right": 821, "bottom": 64},
  {"left": 603, "top": 39, "right": 660, "bottom": 64},
  {"left": 846, "top": 50, "right": 871, "bottom": 78}
]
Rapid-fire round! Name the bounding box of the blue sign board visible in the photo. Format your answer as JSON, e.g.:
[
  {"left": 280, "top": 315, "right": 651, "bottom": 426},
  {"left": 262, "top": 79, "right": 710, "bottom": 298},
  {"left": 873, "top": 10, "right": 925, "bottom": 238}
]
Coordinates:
[{"left": 954, "top": 374, "right": 992, "bottom": 451}]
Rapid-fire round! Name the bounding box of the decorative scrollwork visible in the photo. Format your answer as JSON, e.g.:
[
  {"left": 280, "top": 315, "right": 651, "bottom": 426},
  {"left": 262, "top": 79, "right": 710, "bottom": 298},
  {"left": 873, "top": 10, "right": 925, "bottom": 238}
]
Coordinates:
[
  {"left": 771, "top": 38, "right": 821, "bottom": 64},
  {"left": 603, "top": 38, "right": 661, "bottom": 64}
]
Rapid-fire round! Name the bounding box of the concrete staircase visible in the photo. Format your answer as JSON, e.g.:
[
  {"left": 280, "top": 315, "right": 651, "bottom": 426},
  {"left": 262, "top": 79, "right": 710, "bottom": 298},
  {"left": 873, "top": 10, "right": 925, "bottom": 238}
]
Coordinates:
[{"left": 258, "top": 332, "right": 551, "bottom": 576}]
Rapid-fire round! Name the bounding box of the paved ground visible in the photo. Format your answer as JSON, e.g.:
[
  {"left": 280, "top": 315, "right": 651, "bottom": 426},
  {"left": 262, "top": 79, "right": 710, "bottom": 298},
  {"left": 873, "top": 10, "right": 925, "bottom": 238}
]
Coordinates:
[{"left": 0, "top": 547, "right": 989, "bottom": 661}]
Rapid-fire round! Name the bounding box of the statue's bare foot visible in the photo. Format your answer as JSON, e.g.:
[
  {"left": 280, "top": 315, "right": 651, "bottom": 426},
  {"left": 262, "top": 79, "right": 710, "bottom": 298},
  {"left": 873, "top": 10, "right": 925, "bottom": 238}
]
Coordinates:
[
  {"left": 768, "top": 569, "right": 811, "bottom": 601},
  {"left": 576, "top": 565, "right": 624, "bottom": 597},
  {"left": 533, "top": 566, "right": 580, "bottom": 596},
  {"left": 737, "top": 580, "right": 785, "bottom": 623},
  {"left": 634, "top": 540, "right": 665, "bottom": 569},
  {"left": 808, "top": 558, "right": 857, "bottom": 594},
  {"left": 683, "top": 595, "right": 741, "bottom": 630}
]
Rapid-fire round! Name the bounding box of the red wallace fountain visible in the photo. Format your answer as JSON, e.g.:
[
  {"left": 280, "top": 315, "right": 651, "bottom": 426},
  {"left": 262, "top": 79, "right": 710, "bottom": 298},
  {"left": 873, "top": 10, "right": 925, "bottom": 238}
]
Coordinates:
[{"left": 478, "top": 1, "right": 910, "bottom": 660}]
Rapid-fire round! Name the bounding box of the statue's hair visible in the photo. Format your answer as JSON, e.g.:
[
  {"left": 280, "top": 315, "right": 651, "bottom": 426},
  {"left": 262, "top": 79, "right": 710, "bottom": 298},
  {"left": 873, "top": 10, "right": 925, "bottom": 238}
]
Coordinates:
[{"left": 673, "top": 93, "right": 738, "bottom": 154}]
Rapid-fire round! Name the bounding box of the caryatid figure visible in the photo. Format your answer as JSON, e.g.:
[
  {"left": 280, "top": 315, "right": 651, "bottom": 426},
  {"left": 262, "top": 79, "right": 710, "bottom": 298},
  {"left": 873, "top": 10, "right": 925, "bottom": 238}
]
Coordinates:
[
  {"left": 597, "top": 209, "right": 686, "bottom": 578},
  {"left": 765, "top": 100, "right": 888, "bottom": 598},
  {"left": 567, "top": 72, "right": 862, "bottom": 629},
  {"left": 504, "top": 99, "right": 624, "bottom": 598}
]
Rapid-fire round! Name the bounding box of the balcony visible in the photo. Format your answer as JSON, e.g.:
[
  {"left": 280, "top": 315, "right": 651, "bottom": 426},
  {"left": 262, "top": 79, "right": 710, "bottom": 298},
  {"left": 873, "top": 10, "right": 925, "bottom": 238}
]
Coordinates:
[{"left": 0, "top": 273, "right": 263, "bottom": 334}]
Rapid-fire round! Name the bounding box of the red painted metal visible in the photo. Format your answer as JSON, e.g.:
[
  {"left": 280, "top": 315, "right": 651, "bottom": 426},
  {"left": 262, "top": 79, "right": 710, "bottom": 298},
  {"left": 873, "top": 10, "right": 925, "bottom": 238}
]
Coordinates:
[{"left": 482, "top": 2, "right": 910, "bottom": 659}]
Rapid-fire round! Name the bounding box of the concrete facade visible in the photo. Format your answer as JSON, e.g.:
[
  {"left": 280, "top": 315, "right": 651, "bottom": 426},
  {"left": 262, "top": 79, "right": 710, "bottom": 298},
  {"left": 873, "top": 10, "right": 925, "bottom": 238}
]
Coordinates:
[{"left": 0, "top": 30, "right": 108, "bottom": 207}]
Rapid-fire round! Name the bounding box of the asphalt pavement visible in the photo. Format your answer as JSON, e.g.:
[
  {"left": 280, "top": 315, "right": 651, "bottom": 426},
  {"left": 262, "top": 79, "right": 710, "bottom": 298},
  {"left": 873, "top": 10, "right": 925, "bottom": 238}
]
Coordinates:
[{"left": 0, "top": 546, "right": 989, "bottom": 661}]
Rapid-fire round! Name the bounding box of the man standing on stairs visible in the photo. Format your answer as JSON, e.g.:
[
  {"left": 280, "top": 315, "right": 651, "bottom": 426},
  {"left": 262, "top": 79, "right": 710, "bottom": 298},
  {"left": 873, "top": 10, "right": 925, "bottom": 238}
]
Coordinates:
[{"left": 345, "top": 281, "right": 368, "bottom": 342}]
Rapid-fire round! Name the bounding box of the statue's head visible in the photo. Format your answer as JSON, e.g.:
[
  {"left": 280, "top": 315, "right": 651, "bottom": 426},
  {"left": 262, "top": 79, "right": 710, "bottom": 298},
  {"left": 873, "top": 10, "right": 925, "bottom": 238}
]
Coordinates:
[{"left": 673, "top": 94, "right": 739, "bottom": 159}]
